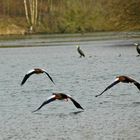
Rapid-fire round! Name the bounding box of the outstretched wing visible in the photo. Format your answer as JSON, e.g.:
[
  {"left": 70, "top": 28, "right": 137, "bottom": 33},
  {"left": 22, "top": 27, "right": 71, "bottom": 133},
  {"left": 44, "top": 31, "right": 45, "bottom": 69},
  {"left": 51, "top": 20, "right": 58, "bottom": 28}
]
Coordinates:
[
  {"left": 133, "top": 81, "right": 140, "bottom": 90},
  {"left": 21, "top": 69, "right": 35, "bottom": 86},
  {"left": 67, "top": 95, "right": 84, "bottom": 110},
  {"left": 95, "top": 78, "right": 120, "bottom": 97},
  {"left": 33, "top": 95, "right": 56, "bottom": 112},
  {"left": 43, "top": 70, "right": 55, "bottom": 85},
  {"left": 125, "top": 76, "right": 140, "bottom": 87}
]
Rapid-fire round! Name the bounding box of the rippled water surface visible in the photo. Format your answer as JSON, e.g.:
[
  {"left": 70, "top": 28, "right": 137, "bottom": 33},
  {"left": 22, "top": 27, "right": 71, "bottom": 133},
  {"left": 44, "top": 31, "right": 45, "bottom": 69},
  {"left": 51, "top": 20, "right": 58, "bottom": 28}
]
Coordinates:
[{"left": 0, "top": 33, "right": 140, "bottom": 140}]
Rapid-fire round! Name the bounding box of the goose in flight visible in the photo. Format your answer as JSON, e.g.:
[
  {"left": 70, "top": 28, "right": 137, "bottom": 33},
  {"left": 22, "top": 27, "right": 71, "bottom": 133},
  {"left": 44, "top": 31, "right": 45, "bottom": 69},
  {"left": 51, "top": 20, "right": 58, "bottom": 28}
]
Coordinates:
[
  {"left": 21, "top": 68, "right": 55, "bottom": 86},
  {"left": 95, "top": 75, "right": 140, "bottom": 97},
  {"left": 76, "top": 45, "right": 85, "bottom": 57},
  {"left": 33, "top": 93, "right": 84, "bottom": 112},
  {"left": 134, "top": 43, "right": 140, "bottom": 56}
]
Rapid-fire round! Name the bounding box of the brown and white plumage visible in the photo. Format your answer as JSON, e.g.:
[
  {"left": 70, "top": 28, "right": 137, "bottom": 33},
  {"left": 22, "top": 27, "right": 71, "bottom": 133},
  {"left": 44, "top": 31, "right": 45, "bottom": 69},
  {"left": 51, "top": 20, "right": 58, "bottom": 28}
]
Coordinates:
[
  {"left": 33, "top": 93, "right": 84, "bottom": 112},
  {"left": 21, "top": 68, "right": 55, "bottom": 86},
  {"left": 95, "top": 75, "right": 140, "bottom": 97},
  {"left": 76, "top": 45, "right": 85, "bottom": 57}
]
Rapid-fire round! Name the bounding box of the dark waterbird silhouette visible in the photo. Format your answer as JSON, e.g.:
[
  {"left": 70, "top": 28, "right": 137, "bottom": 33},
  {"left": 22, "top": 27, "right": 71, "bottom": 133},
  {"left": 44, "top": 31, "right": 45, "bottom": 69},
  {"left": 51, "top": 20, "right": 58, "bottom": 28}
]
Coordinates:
[
  {"left": 76, "top": 45, "right": 85, "bottom": 57},
  {"left": 33, "top": 93, "right": 84, "bottom": 112},
  {"left": 95, "top": 75, "right": 140, "bottom": 97},
  {"left": 134, "top": 43, "right": 140, "bottom": 56},
  {"left": 21, "top": 68, "right": 55, "bottom": 86}
]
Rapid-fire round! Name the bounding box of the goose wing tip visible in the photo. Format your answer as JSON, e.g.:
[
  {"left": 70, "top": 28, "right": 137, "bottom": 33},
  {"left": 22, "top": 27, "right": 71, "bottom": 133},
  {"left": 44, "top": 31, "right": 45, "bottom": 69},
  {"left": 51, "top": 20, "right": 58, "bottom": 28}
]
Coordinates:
[{"left": 95, "top": 95, "right": 99, "bottom": 97}]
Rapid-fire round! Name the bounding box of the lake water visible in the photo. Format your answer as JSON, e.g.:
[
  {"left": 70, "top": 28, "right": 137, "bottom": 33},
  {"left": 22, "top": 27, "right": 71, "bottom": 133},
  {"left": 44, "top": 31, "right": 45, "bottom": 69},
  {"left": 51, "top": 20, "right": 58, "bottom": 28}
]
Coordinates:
[{"left": 0, "top": 32, "right": 140, "bottom": 140}]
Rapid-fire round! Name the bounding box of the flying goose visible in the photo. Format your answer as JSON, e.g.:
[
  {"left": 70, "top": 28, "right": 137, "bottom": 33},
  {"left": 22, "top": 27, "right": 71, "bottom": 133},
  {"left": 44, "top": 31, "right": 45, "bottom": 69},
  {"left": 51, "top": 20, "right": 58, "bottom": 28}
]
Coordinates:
[
  {"left": 21, "top": 68, "right": 55, "bottom": 86},
  {"left": 95, "top": 75, "right": 140, "bottom": 97},
  {"left": 33, "top": 93, "right": 84, "bottom": 112}
]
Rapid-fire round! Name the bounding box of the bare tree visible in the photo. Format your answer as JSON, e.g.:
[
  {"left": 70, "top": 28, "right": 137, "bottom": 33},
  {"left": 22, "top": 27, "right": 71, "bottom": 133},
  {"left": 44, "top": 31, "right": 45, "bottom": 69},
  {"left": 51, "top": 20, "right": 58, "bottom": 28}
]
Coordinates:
[
  {"left": 23, "top": 0, "right": 38, "bottom": 33},
  {"left": 24, "top": 0, "right": 30, "bottom": 25}
]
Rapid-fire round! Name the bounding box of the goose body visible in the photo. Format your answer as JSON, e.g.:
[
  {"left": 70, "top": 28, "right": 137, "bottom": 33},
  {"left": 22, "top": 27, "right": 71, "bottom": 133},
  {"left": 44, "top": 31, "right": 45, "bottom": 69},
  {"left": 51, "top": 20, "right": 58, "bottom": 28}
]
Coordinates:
[
  {"left": 21, "top": 68, "right": 55, "bottom": 86},
  {"left": 33, "top": 93, "right": 84, "bottom": 112},
  {"left": 95, "top": 75, "right": 140, "bottom": 97}
]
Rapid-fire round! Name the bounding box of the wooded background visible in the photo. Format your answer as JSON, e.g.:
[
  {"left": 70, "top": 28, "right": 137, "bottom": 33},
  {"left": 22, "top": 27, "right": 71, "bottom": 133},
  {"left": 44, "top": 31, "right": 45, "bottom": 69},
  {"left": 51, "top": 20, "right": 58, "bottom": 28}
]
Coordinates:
[{"left": 0, "top": 0, "right": 140, "bottom": 34}]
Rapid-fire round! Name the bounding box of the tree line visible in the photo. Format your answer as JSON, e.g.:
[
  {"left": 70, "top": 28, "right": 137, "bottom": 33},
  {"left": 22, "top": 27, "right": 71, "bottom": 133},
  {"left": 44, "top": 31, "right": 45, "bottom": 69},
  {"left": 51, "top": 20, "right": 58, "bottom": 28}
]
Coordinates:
[{"left": 0, "top": 0, "right": 140, "bottom": 33}]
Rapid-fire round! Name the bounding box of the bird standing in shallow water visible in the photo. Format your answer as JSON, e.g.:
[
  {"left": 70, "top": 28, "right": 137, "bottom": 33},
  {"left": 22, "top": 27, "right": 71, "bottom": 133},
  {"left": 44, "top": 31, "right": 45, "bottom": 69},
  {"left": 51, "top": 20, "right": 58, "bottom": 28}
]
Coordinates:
[
  {"left": 21, "top": 68, "right": 55, "bottom": 86},
  {"left": 95, "top": 75, "right": 140, "bottom": 97},
  {"left": 134, "top": 43, "right": 140, "bottom": 56},
  {"left": 76, "top": 45, "right": 85, "bottom": 57},
  {"left": 33, "top": 93, "right": 84, "bottom": 112}
]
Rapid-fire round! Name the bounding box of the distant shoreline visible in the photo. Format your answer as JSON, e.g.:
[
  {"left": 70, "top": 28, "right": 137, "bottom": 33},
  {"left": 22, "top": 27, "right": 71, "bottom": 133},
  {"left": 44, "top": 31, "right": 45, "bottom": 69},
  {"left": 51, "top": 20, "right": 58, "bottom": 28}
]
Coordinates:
[{"left": 0, "top": 23, "right": 140, "bottom": 36}]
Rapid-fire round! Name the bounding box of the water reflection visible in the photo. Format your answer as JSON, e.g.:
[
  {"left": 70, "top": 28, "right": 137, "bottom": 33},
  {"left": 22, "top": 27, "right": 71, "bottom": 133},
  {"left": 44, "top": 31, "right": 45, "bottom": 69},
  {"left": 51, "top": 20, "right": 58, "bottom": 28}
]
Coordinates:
[{"left": 69, "top": 110, "right": 84, "bottom": 115}]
